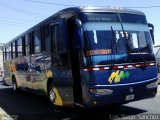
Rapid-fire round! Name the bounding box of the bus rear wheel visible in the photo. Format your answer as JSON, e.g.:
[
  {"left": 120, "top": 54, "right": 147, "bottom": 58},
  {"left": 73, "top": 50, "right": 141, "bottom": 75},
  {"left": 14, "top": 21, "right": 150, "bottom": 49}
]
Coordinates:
[{"left": 12, "top": 77, "right": 19, "bottom": 92}]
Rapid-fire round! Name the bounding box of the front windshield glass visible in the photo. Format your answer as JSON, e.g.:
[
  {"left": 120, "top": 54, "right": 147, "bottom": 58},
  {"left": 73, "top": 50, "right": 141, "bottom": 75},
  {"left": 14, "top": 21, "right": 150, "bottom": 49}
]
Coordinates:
[{"left": 80, "top": 13, "right": 152, "bottom": 56}]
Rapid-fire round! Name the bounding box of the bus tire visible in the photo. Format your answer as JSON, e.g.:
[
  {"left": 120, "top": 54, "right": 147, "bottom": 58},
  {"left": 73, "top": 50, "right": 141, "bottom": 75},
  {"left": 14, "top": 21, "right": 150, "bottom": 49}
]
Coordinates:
[
  {"left": 12, "top": 76, "right": 19, "bottom": 92},
  {"left": 48, "top": 82, "right": 56, "bottom": 106}
]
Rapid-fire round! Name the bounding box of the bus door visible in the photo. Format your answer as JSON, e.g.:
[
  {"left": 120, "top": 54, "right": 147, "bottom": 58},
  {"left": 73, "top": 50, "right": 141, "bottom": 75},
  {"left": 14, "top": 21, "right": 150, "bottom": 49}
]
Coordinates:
[
  {"left": 50, "top": 19, "right": 74, "bottom": 107},
  {"left": 67, "top": 18, "right": 83, "bottom": 105}
]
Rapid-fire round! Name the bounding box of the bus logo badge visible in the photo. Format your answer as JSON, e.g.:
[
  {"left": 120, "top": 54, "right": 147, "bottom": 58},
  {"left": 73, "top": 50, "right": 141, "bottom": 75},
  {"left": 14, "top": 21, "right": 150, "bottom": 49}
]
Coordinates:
[
  {"left": 129, "top": 87, "right": 134, "bottom": 93},
  {"left": 108, "top": 70, "right": 130, "bottom": 84}
]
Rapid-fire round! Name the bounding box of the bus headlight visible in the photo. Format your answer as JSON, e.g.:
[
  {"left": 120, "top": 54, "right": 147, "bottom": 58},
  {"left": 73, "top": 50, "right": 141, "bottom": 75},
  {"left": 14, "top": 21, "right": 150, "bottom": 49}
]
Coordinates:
[
  {"left": 89, "top": 88, "right": 113, "bottom": 95},
  {"left": 146, "top": 82, "right": 158, "bottom": 89}
]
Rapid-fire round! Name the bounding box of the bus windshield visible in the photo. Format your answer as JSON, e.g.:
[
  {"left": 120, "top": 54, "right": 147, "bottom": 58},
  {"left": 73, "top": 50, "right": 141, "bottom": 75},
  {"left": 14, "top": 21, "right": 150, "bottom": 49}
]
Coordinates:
[
  {"left": 82, "top": 13, "right": 152, "bottom": 64},
  {"left": 80, "top": 13, "right": 152, "bottom": 56}
]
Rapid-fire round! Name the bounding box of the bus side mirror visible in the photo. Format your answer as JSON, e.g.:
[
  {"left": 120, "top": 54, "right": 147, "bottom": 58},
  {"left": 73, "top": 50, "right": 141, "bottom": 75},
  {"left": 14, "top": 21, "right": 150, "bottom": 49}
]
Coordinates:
[
  {"left": 73, "top": 19, "right": 84, "bottom": 49},
  {"left": 148, "top": 23, "right": 155, "bottom": 44}
]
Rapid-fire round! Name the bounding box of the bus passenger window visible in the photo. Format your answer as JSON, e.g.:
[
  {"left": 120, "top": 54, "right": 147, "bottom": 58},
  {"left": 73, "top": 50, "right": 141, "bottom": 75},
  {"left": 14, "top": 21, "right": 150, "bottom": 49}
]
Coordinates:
[
  {"left": 51, "top": 24, "right": 69, "bottom": 69},
  {"left": 25, "top": 35, "right": 30, "bottom": 56},
  {"left": 17, "top": 38, "right": 22, "bottom": 57},
  {"left": 41, "top": 27, "right": 45, "bottom": 52},
  {"left": 22, "top": 36, "right": 26, "bottom": 56},
  {"left": 44, "top": 25, "right": 51, "bottom": 52},
  {"left": 34, "top": 29, "right": 41, "bottom": 53},
  {"left": 12, "top": 42, "right": 16, "bottom": 59},
  {"left": 6, "top": 45, "right": 11, "bottom": 60},
  {"left": 3, "top": 47, "right": 6, "bottom": 61}
]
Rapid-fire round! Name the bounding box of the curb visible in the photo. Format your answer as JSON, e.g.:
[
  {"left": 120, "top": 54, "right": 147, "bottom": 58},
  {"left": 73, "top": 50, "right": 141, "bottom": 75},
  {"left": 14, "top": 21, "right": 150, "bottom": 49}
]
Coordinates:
[{"left": 0, "top": 107, "right": 13, "bottom": 120}]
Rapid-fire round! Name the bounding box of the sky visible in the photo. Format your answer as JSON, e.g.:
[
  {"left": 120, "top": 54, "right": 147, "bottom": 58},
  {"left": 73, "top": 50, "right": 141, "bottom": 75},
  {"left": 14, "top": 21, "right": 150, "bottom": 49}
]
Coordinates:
[{"left": 0, "top": 0, "right": 160, "bottom": 45}]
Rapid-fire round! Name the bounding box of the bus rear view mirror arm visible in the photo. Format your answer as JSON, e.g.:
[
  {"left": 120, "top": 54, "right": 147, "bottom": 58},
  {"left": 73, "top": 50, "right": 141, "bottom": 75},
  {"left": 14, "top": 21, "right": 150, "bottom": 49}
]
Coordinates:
[
  {"left": 73, "top": 19, "right": 84, "bottom": 49},
  {"left": 148, "top": 23, "right": 155, "bottom": 44}
]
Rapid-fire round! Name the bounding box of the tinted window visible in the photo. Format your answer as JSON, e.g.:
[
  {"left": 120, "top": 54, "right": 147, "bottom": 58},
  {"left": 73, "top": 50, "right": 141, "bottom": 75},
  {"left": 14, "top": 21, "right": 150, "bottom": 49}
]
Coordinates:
[
  {"left": 6, "top": 45, "right": 11, "bottom": 60},
  {"left": 80, "top": 13, "right": 147, "bottom": 24},
  {"left": 17, "top": 38, "right": 22, "bottom": 57},
  {"left": 12, "top": 42, "right": 16, "bottom": 59},
  {"left": 25, "top": 34, "right": 30, "bottom": 55},
  {"left": 34, "top": 29, "right": 41, "bottom": 53}
]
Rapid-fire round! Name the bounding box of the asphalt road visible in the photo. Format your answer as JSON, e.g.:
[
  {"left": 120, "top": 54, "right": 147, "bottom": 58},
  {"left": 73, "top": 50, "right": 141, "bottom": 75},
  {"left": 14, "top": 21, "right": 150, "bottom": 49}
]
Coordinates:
[{"left": 0, "top": 77, "right": 160, "bottom": 120}]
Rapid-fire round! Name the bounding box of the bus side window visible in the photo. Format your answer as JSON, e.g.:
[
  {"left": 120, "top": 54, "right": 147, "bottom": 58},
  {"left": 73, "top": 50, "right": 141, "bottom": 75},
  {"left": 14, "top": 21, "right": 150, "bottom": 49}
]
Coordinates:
[
  {"left": 25, "top": 34, "right": 30, "bottom": 56},
  {"left": 51, "top": 23, "right": 69, "bottom": 69},
  {"left": 12, "top": 42, "right": 16, "bottom": 59},
  {"left": 3, "top": 47, "right": 6, "bottom": 61},
  {"left": 34, "top": 29, "right": 41, "bottom": 53},
  {"left": 22, "top": 36, "right": 26, "bottom": 56},
  {"left": 17, "top": 38, "right": 22, "bottom": 57},
  {"left": 6, "top": 45, "right": 11, "bottom": 60},
  {"left": 29, "top": 32, "right": 34, "bottom": 55},
  {"left": 41, "top": 27, "right": 46, "bottom": 52},
  {"left": 45, "top": 25, "right": 51, "bottom": 53}
]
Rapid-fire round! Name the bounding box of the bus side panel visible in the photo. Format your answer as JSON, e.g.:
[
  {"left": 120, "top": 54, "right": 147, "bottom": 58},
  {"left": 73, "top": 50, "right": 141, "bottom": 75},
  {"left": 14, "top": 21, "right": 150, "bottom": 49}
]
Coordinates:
[{"left": 51, "top": 69, "right": 74, "bottom": 107}]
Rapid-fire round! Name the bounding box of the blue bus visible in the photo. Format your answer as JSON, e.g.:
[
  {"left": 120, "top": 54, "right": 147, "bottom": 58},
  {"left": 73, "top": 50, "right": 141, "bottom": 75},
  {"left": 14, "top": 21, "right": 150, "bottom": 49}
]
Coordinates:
[{"left": 3, "top": 7, "right": 158, "bottom": 108}]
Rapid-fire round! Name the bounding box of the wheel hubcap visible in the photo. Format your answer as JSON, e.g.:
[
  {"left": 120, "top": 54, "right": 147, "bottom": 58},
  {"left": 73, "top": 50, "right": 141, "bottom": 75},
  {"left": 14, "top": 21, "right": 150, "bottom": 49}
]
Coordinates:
[{"left": 49, "top": 89, "right": 56, "bottom": 103}]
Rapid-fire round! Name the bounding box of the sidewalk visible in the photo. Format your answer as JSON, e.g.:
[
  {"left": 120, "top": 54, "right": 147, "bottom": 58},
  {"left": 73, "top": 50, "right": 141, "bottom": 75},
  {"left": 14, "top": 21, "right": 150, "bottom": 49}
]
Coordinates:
[{"left": 0, "top": 108, "right": 14, "bottom": 120}]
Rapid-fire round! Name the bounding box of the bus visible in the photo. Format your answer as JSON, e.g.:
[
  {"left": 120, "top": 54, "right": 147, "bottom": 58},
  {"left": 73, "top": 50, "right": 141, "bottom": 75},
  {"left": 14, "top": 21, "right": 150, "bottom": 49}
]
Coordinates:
[{"left": 3, "top": 7, "right": 158, "bottom": 108}]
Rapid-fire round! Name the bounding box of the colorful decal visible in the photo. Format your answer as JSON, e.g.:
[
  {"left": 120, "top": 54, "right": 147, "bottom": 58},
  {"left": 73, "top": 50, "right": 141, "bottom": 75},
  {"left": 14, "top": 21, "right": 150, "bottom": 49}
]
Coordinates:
[{"left": 108, "top": 70, "right": 130, "bottom": 84}]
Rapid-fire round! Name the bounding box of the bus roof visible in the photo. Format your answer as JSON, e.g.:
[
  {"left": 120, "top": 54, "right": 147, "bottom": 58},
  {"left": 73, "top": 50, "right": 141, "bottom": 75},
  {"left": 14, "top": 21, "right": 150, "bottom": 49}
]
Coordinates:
[
  {"left": 4, "top": 7, "right": 145, "bottom": 46},
  {"left": 59, "top": 7, "right": 145, "bottom": 15}
]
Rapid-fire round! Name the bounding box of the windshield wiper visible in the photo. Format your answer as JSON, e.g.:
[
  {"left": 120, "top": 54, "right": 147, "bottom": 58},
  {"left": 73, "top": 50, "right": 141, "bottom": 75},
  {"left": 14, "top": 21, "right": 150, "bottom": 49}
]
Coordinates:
[
  {"left": 117, "top": 13, "right": 134, "bottom": 52},
  {"left": 110, "top": 26, "right": 116, "bottom": 69},
  {"left": 117, "top": 13, "right": 147, "bottom": 67}
]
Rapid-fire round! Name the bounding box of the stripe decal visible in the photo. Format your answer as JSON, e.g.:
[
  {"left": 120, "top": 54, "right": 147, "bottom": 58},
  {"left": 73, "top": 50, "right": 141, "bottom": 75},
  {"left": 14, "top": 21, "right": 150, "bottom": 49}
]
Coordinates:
[
  {"left": 83, "top": 62, "right": 157, "bottom": 71},
  {"left": 95, "top": 77, "right": 158, "bottom": 87}
]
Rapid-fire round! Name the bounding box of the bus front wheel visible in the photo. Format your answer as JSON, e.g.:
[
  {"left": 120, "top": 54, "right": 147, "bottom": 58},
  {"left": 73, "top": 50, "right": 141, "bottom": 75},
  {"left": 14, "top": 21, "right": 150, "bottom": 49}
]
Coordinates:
[{"left": 48, "top": 83, "right": 56, "bottom": 105}]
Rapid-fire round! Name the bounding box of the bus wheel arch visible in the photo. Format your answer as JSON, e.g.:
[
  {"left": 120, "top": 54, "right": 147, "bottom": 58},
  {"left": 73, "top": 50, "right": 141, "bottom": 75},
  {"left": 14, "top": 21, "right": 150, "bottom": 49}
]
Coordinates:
[{"left": 47, "top": 78, "right": 63, "bottom": 106}]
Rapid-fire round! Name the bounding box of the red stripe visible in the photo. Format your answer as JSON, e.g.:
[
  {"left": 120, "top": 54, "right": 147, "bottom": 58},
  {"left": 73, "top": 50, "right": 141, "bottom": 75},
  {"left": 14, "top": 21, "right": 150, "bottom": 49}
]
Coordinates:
[
  {"left": 113, "top": 66, "right": 118, "bottom": 69},
  {"left": 84, "top": 62, "right": 157, "bottom": 71},
  {"left": 123, "top": 65, "right": 128, "bottom": 69},
  {"left": 87, "top": 68, "right": 93, "bottom": 71},
  {"left": 132, "top": 64, "right": 136, "bottom": 67},
  {"left": 99, "top": 67, "right": 105, "bottom": 70},
  {"left": 140, "top": 64, "right": 145, "bottom": 67}
]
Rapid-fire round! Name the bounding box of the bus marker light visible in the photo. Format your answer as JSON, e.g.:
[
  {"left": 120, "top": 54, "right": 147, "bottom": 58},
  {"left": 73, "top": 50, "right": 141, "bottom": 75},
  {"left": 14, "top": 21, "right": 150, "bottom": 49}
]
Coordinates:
[{"left": 146, "top": 81, "right": 158, "bottom": 89}]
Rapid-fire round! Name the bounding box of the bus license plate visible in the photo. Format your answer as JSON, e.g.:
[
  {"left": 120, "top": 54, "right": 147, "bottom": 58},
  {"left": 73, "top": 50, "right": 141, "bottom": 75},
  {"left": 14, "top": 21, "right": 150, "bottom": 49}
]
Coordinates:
[{"left": 125, "top": 94, "right": 134, "bottom": 101}]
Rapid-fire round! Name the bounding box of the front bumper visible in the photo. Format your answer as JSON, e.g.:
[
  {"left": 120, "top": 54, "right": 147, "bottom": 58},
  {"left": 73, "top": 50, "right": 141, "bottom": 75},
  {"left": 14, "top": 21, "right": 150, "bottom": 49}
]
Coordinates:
[{"left": 83, "top": 78, "right": 158, "bottom": 108}]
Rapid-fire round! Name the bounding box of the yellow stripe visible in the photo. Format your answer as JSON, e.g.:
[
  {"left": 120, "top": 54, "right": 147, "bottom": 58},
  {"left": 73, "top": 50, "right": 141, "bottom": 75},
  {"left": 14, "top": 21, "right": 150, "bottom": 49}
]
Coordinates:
[{"left": 53, "top": 87, "right": 63, "bottom": 106}]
